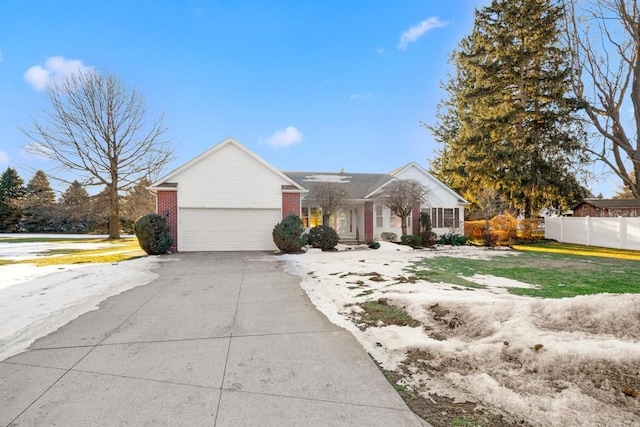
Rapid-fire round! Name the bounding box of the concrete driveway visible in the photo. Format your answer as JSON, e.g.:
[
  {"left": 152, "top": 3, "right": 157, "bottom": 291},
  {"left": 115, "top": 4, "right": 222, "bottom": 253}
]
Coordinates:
[{"left": 1, "top": 252, "right": 426, "bottom": 426}]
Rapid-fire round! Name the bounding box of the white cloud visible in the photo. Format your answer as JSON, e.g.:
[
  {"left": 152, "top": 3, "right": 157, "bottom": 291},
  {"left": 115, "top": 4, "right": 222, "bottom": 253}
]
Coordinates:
[
  {"left": 20, "top": 143, "right": 54, "bottom": 161},
  {"left": 0, "top": 151, "right": 8, "bottom": 163},
  {"left": 24, "top": 56, "right": 93, "bottom": 90},
  {"left": 263, "top": 126, "right": 303, "bottom": 148},
  {"left": 349, "top": 93, "right": 372, "bottom": 100},
  {"left": 398, "top": 17, "right": 448, "bottom": 50}
]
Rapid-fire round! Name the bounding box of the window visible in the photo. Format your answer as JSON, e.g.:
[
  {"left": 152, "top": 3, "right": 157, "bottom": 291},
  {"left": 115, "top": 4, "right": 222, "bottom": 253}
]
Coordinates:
[
  {"left": 443, "top": 208, "right": 454, "bottom": 227},
  {"left": 309, "top": 207, "right": 322, "bottom": 227},
  {"left": 390, "top": 211, "right": 402, "bottom": 228},
  {"left": 429, "top": 207, "right": 460, "bottom": 228},
  {"left": 301, "top": 208, "right": 309, "bottom": 228},
  {"left": 376, "top": 206, "right": 383, "bottom": 227}
]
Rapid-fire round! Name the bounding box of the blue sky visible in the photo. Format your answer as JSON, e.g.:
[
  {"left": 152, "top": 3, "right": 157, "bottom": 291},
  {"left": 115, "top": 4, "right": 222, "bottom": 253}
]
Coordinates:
[{"left": 0, "top": 0, "right": 616, "bottom": 197}]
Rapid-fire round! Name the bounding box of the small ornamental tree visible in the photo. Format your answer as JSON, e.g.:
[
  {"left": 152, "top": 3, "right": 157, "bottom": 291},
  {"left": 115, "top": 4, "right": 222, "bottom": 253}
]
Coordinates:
[
  {"left": 272, "top": 214, "right": 306, "bottom": 253},
  {"left": 134, "top": 213, "right": 173, "bottom": 255},
  {"left": 308, "top": 225, "right": 339, "bottom": 251},
  {"left": 377, "top": 179, "right": 428, "bottom": 236}
]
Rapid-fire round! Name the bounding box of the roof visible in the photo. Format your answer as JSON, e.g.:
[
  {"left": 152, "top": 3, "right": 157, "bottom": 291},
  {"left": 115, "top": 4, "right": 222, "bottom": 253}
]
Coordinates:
[
  {"left": 283, "top": 172, "right": 393, "bottom": 201},
  {"left": 575, "top": 198, "right": 640, "bottom": 209}
]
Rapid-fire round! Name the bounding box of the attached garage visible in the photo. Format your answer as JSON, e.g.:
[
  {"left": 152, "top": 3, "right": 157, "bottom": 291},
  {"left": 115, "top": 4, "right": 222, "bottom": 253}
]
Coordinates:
[
  {"left": 149, "top": 138, "right": 306, "bottom": 252},
  {"left": 178, "top": 208, "right": 282, "bottom": 251}
]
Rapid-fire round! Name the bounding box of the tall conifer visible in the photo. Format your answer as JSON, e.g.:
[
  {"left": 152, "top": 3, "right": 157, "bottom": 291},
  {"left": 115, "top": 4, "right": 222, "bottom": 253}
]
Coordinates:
[{"left": 429, "top": 0, "right": 586, "bottom": 217}]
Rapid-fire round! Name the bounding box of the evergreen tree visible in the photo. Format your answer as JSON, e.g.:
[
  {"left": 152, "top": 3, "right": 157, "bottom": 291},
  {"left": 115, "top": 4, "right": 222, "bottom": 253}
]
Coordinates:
[
  {"left": 55, "top": 180, "right": 92, "bottom": 232},
  {"left": 0, "top": 167, "right": 26, "bottom": 232},
  {"left": 428, "top": 0, "right": 587, "bottom": 217},
  {"left": 22, "top": 170, "right": 56, "bottom": 232},
  {"left": 121, "top": 178, "right": 155, "bottom": 233}
]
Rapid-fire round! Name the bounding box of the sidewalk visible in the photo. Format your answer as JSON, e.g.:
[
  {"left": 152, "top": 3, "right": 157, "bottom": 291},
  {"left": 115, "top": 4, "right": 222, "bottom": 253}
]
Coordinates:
[{"left": 1, "top": 252, "right": 427, "bottom": 426}]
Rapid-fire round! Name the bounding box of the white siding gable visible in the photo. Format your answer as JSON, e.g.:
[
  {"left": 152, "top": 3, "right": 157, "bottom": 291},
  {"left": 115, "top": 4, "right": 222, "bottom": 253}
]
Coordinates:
[
  {"left": 392, "top": 164, "right": 465, "bottom": 208},
  {"left": 172, "top": 142, "right": 290, "bottom": 209}
]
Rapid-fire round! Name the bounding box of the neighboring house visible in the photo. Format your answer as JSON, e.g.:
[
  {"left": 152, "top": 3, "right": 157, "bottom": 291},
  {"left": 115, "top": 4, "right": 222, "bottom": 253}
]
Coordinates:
[
  {"left": 572, "top": 199, "right": 640, "bottom": 218},
  {"left": 149, "top": 138, "right": 468, "bottom": 252}
]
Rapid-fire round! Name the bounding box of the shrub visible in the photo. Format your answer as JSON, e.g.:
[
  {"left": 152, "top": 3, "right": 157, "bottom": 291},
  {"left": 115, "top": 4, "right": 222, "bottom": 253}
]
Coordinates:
[
  {"left": 381, "top": 232, "right": 398, "bottom": 242},
  {"left": 308, "top": 225, "right": 340, "bottom": 251},
  {"left": 272, "top": 214, "right": 307, "bottom": 253},
  {"left": 419, "top": 212, "right": 438, "bottom": 247},
  {"left": 369, "top": 241, "right": 380, "bottom": 249},
  {"left": 438, "top": 232, "right": 467, "bottom": 246},
  {"left": 133, "top": 213, "right": 173, "bottom": 255},
  {"left": 401, "top": 234, "right": 422, "bottom": 248},
  {"left": 490, "top": 214, "right": 517, "bottom": 241}
]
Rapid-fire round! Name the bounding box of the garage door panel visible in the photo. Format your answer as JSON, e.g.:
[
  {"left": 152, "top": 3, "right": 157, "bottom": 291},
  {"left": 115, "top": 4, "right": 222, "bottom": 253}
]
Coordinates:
[{"left": 179, "top": 208, "right": 280, "bottom": 251}]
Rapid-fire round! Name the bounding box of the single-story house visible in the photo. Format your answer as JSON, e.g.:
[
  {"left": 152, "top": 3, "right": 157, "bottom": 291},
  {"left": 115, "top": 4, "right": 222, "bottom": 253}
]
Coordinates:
[
  {"left": 149, "top": 138, "right": 468, "bottom": 252},
  {"left": 572, "top": 198, "right": 640, "bottom": 218}
]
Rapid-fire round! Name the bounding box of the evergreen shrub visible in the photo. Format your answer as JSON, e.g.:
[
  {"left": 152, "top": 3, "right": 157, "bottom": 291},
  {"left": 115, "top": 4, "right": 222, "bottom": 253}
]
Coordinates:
[
  {"left": 272, "top": 214, "right": 307, "bottom": 253},
  {"left": 308, "top": 225, "right": 339, "bottom": 251},
  {"left": 133, "top": 213, "right": 173, "bottom": 255},
  {"left": 419, "top": 212, "right": 438, "bottom": 247}
]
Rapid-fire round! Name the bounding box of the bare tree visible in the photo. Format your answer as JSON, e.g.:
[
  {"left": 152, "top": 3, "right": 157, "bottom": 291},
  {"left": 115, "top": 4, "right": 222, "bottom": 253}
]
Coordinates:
[
  {"left": 377, "top": 179, "right": 428, "bottom": 236},
  {"left": 312, "top": 182, "right": 348, "bottom": 226},
  {"left": 564, "top": 0, "right": 640, "bottom": 198},
  {"left": 22, "top": 70, "right": 174, "bottom": 239}
]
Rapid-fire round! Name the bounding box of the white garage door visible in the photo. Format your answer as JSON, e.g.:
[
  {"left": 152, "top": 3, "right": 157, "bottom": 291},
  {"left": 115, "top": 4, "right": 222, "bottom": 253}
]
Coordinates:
[{"left": 178, "top": 208, "right": 281, "bottom": 251}]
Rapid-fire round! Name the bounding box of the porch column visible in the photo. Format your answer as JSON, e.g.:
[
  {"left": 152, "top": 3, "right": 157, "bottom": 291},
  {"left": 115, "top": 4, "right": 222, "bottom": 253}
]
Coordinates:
[
  {"left": 364, "top": 201, "right": 374, "bottom": 242},
  {"left": 412, "top": 203, "right": 421, "bottom": 235}
]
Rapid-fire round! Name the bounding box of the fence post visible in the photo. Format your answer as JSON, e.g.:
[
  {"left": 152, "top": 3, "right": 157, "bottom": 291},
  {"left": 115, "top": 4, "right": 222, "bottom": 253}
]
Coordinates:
[
  {"left": 619, "top": 217, "right": 626, "bottom": 249},
  {"left": 586, "top": 216, "right": 591, "bottom": 246}
]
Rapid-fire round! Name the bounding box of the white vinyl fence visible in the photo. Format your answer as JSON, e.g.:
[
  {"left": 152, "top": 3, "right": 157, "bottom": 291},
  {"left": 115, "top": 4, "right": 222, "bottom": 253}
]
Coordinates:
[{"left": 545, "top": 217, "right": 640, "bottom": 250}]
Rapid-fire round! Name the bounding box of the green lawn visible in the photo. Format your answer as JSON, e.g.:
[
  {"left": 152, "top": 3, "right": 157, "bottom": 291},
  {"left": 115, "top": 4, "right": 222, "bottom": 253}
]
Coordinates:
[
  {"left": 0, "top": 238, "right": 145, "bottom": 267},
  {"left": 407, "top": 248, "right": 640, "bottom": 298}
]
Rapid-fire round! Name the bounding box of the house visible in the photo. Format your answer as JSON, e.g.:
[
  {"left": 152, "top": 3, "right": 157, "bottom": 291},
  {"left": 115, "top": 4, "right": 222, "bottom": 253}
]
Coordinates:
[
  {"left": 572, "top": 199, "right": 640, "bottom": 218},
  {"left": 149, "top": 138, "right": 468, "bottom": 252}
]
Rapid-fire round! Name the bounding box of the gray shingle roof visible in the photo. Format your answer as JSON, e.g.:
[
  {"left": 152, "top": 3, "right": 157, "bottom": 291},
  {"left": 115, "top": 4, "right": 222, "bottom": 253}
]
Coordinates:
[
  {"left": 576, "top": 199, "right": 640, "bottom": 209},
  {"left": 283, "top": 171, "right": 393, "bottom": 203}
]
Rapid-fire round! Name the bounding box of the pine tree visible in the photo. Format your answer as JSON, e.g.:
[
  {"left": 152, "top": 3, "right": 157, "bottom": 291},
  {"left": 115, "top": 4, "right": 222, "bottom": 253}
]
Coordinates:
[
  {"left": 22, "top": 170, "right": 56, "bottom": 232},
  {"left": 121, "top": 178, "right": 155, "bottom": 232},
  {"left": 55, "top": 180, "right": 92, "bottom": 232},
  {"left": 428, "top": 0, "right": 587, "bottom": 217},
  {"left": 0, "top": 167, "right": 26, "bottom": 232}
]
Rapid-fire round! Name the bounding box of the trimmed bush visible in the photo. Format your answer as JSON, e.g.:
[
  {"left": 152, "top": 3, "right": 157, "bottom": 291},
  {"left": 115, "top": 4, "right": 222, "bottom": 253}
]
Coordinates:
[
  {"left": 419, "top": 212, "right": 438, "bottom": 247},
  {"left": 401, "top": 234, "right": 422, "bottom": 248},
  {"left": 133, "top": 213, "right": 173, "bottom": 255},
  {"left": 308, "top": 225, "right": 339, "bottom": 251},
  {"left": 272, "top": 214, "right": 306, "bottom": 253},
  {"left": 438, "top": 232, "right": 467, "bottom": 246},
  {"left": 381, "top": 232, "right": 398, "bottom": 242}
]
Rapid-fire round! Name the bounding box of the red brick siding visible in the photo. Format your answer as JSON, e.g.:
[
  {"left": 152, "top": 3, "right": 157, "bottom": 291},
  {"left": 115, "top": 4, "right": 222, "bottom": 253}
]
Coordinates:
[
  {"left": 364, "top": 202, "right": 374, "bottom": 241},
  {"left": 412, "top": 203, "right": 421, "bottom": 235},
  {"left": 156, "top": 190, "right": 178, "bottom": 252},
  {"left": 282, "top": 193, "right": 301, "bottom": 218}
]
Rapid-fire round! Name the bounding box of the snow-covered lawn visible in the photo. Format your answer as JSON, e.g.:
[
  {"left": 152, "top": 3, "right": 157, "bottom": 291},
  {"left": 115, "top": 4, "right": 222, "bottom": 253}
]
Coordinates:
[
  {"left": 280, "top": 242, "right": 640, "bottom": 427},
  {"left": 0, "top": 238, "right": 159, "bottom": 361}
]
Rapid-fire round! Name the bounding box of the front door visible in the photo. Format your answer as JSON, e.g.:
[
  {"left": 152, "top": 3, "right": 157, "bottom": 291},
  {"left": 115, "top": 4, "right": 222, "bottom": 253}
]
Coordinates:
[{"left": 333, "top": 207, "right": 355, "bottom": 239}]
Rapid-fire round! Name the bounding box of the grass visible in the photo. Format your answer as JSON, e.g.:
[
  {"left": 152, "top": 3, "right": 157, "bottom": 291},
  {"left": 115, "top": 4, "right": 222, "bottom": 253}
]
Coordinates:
[
  {"left": 408, "top": 249, "right": 640, "bottom": 298},
  {"left": 512, "top": 240, "right": 640, "bottom": 261},
  {"left": 355, "top": 298, "right": 421, "bottom": 329},
  {"left": 0, "top": 238, "right": 145, "bottom": 267}
]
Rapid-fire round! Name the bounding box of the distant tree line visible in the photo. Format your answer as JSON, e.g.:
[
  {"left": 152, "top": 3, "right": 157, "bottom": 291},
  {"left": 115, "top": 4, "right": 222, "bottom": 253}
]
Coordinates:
[{"left": 0, "top": 167, "right": 155, "bottom": 234}]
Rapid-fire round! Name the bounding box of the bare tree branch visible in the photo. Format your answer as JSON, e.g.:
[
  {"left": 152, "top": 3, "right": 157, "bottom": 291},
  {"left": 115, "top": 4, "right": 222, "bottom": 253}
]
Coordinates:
[
  {"left": 21, "top": 70, "right": 175, "bottom": 238},
  {"left": 377, "top": 179, "right": 429, "bottom": 236},
  {"left": 564, "top": 0, "right": 640, "bottom": 198}
]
